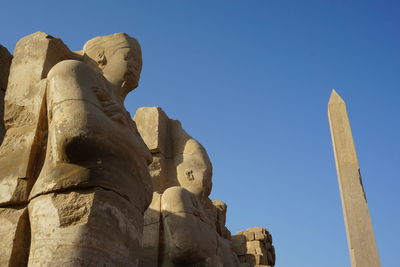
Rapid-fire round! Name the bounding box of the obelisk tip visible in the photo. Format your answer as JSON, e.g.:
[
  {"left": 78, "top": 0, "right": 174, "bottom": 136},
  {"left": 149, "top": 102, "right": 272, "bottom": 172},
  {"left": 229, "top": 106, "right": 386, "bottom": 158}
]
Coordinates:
[{"left": 329, "top": 89, "right": 345, "bottom": 105}]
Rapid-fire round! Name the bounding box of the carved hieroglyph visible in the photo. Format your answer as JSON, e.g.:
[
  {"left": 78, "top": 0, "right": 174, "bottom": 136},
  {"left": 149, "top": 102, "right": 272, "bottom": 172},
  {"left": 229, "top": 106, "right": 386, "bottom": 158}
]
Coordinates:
[
  {"left": 0, "top": 32, "right": 152, "bottom": 266},
  {"left": 328, "top": 90, "right": 381, "bottom": 267},
  {"left": 135, "top": 107, "right": 276, "bottom": 267}
]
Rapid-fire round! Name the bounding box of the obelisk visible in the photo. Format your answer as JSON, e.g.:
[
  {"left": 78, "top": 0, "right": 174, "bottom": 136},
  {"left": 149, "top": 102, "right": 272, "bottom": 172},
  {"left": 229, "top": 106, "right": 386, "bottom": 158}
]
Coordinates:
[{"left": 328, "top": 90, "right": 381, "bottom": 267}]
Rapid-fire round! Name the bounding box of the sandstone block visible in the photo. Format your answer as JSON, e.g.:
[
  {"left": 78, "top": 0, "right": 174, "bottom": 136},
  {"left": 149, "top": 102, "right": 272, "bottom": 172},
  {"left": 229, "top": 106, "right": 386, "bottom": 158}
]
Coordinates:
[
  {"left": 216, "top": 236, "right": 242, "bottom": 266},
  {"left": 212, "top": 200, "right": 232, "bottom": 239},
  {"left": 0, "top": 45, "right": 12, "bottom": 143},
  {"left": 267, "top": 250, "right": 275, "bottom": 266},
  {"left": 0, "top": 32, "right": 75, "bottom": 205},
  {"left": 255, "top": 230, "right": 266, "bottom": 241},
  {"left": 170, "top": 119, "right": 213, "bottom": 198},
  {"left": 134, "top": 107, "right": 170, "bottom": 157},
  {"left": 242, "top": 231, "right": 255, "bottom": 241},
  {"left": 238, "top": 255, "right": 247, "bottom": 263},
  {"left": 231, "top": 234, "right": 247, "bottom": 255},
  {"left": 235, "top": 227, "right": 275, "bottom": 267},
  {"left": 28, "top": 187, "right": 143, "bottom": 266},
  {"left": 247, "top": 240, "right": 263, "bottom": 250},
  {"left": 0, "top": 206, "right": 30, "bottom": 266},
  {"left": 0, "top": 89, "right": 5, "bottom": 143},
  {"left": 140, "top": 192, "right": 162, "bottom": 267},
  {"left": 161, "top": 186, "right": 217, "bottom": 264},
  {"left": 144, "top": 192, "right": 162, "bottom": 225},
  {"left": 147, "top": 152, "right": 183, "bottom": 193},
  {"left": 0, "top": 45, "right": 12, "bottom": 91}
]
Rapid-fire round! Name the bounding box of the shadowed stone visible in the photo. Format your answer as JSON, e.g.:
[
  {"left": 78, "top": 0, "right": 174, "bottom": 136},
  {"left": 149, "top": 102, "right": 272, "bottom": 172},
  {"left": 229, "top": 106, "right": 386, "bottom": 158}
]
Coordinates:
[{"left": 0, "top": 45, "right": 12, "bottom": 144}]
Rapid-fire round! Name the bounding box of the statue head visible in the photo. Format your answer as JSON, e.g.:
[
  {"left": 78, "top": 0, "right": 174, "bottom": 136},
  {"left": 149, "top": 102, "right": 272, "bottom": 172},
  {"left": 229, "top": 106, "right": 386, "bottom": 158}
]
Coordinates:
[{"left": 83, "top": 33, "right": 142, "bottom": 103}]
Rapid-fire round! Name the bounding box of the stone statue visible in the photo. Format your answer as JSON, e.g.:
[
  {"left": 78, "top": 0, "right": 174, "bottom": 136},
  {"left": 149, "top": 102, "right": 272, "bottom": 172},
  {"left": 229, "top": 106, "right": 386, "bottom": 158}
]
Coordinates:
[
  {"left": 0, "top": 32, "right": 276, "bottom": 267},
  {"left": 134, "top": 107, "right": 276, "bottom": 267},
  {"left": 0, "top": 32, "right": 152, "bottom": 266},
  {"left": 134, "top": 108, "right": 247, "bottom": 266}
]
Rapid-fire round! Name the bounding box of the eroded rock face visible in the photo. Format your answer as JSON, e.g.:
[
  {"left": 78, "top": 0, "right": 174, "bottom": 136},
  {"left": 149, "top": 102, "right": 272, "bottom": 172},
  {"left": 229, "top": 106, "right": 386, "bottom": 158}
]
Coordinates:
[
  {"left": 0, "top": 206, "right": 30, "bottom": 266},
  {"left": 134, "top": 107, "right": 212, "bottom": 198},
  {"left": 0, "top": 32, "right": 152, "bottom": 266},
  {"left": 28, "top": 188, "right": 143, "bottom": 266},
  {"left": 0, "top": 45, "right": 12, "bottom": 144},
  {"left": 135, "top": 107, "right": 275, "bottom": 267},
  {"left": 0, "top": 33, "right": 76, "bottom": 205}
]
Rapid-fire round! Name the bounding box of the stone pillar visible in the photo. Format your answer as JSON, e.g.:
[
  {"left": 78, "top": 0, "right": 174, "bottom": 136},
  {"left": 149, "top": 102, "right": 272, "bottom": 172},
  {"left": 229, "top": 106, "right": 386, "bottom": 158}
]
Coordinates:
[{"left": 328, "top": 89, "right": 381, "bottom": 267}]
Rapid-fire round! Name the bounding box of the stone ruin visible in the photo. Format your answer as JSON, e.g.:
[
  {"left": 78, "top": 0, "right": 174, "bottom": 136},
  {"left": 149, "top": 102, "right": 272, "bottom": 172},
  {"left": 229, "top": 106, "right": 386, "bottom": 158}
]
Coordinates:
[{"left": 0, "top": 32, "right": 275, "bottom": 267}]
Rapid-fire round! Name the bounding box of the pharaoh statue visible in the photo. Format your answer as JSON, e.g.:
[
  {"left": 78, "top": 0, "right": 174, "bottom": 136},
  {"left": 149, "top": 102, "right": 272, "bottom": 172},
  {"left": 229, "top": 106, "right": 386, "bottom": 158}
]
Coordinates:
[
  {"left": 0, "top": 32, "right": 152, "bottom": 266},
  {"left": 134, "top": 107, "right": 240, "bottom": 267},
  {"left": 134, "top": 107, "right": 276, "bottom": 267},
  {"left": 0, "top": 32, "right": 276, "bottom": 267}
]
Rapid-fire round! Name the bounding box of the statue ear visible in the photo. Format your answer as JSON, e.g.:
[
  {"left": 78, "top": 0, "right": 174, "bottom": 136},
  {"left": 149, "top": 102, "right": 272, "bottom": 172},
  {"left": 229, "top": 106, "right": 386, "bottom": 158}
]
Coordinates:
[{"left": 95, "top": 49, "right": 107, "bottom": 68}]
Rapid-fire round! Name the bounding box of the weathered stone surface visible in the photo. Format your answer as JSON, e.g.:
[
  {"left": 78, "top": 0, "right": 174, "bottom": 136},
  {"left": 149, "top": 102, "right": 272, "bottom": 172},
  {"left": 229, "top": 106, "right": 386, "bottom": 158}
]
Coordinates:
[
  {"left": 135, "top": 107, "right": 277, "bottom": 266},
  {"left": 232, "top": 228, "right": 276, "bottom": 267},
  {"left": 147, "top": 153, "right": 176, "bottom": 192},
  {"left": 212, "top": 200, "right": 231, "bottom": 239},
  {"left": 29, "top": 33, "right": 152, "bottom": 212},
  {"left": 134, "top": 106, "right": 170, "bottom": 157},
  {"left": 0, "top": 89, "right": 6, "bottom": 144},
  {"left": 161, "top": 186, "right": 218, "bottom": 264},
  {"left": 0, "top": 32, "right": 75, "bottom": 205},
  {"left": 140, "top": 192, "right": 162, "bottom": 267},
  {"left": 0, "top": 206, "right": 30, "bottom": 266},
  {"left": 328, "top": 90, "right": 381, "bottom": 267},
  {"left": 28, "top": 188, "right": 143, "bottom": 266},
  {"left": 134, "top": 107, "right": 213, "bottom": 198},
  {"left": 0, "top": 32, "right": 154, "bottom": 267},
  {"left": 231, "top": 234, "right": 247, "bottom": 255},
  {"left": 170, "top": 119, "right": 213, "bottom": 199},
  {"left": 0, "top": 32, "right": 277, "bottom": 267},
  {"left": 0, "top": 45, "right": 12, "bottom": 144},
  {"left": 0, "top": 45, "right": 12, "bottom": 91},
  {"left": 135, "top": 108, "right": 251, "bottom": 266}
]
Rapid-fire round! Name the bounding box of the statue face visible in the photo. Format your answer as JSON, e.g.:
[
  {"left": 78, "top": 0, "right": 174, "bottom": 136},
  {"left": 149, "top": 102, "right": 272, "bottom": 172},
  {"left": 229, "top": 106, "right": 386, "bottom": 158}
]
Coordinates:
[
  {"left": 103, "top": 40, "right": 141, "bottom": 95},
  {"left": 83, "top": 33, "right": 142, "bottom": 102}
]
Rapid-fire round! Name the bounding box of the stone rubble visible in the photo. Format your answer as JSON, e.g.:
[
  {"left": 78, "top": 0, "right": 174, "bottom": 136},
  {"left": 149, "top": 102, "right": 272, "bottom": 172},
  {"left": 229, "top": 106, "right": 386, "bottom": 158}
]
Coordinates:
[{"left": 232, "top": 227, "right": 276, "bottom": 267}]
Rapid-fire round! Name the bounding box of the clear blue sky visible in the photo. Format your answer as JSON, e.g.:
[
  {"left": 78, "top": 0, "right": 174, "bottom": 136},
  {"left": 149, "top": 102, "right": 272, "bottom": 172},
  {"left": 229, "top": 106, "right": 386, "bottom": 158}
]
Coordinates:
[{"left": 1, "top": 1, "right": 399, "bottom": 266}]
